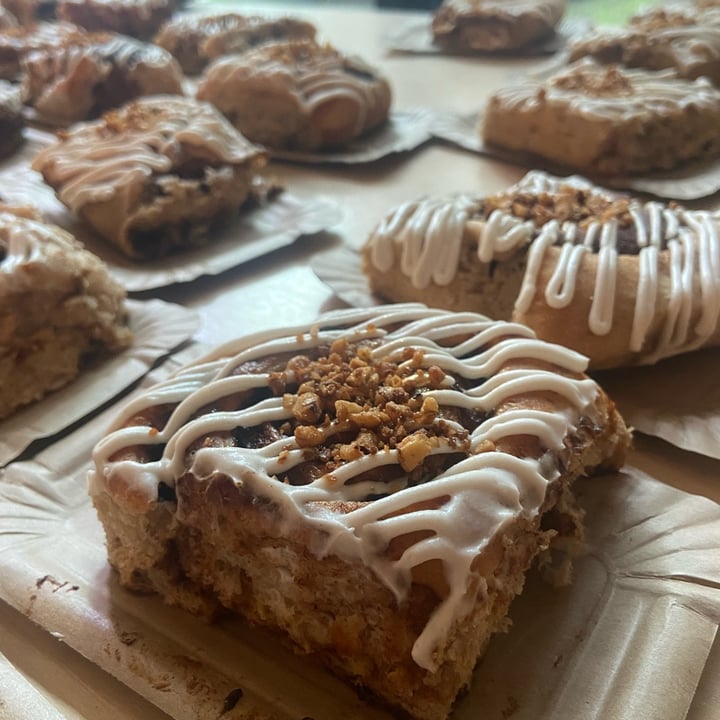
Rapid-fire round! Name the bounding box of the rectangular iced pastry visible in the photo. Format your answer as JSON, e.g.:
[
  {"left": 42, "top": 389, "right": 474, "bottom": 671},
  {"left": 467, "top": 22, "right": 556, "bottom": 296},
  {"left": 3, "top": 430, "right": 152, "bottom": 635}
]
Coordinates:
[
  {"left": 361, "top": 171, "right": 720, "bottom": 370},
  {"left": 0, "top": 204, "right": 132, "bottom": 420},
  {"left": 432, "top": 0, "right": 566, "bottom": 52},
  {"left": 90, "top": 304, "right": 631, "bottom": 720},
  {"left": 482, "top": 59, "right": 720, "bottom": 174},
  {"left": 32, "top": 95, "right": 267, "bottom": 259}
]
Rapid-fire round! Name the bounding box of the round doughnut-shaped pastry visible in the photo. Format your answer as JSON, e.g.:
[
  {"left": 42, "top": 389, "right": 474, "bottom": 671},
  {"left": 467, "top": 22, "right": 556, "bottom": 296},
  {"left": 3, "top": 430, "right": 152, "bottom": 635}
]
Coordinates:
[
  {"left": 196, "top": 39, "right": 392, "bottom": 152},
  {"left": 0, "top": 204, "right": 132, "bottom": 419},
  {"left": 362, "top": 171, "right": 720, "bottom": 370},
  {"left": 153, "top": 11, "right": 316, "bottom": 74},
  {"left": 32, "top": 95, "right": 267, "bottom": 259},
  {"left": 432, "top": 0, "right": 567, "bottom": 52},
  {"left": 89, "top": 303, "right": 630, "bottom": 720},
  {"left": 22, "top": 33, "right": 184, "bottom": 124}
]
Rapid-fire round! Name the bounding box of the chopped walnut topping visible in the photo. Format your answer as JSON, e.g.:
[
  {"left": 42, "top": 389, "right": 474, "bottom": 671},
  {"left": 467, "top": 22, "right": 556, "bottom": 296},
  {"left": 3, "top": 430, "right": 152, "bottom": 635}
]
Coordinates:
[
  {"left": 266, "top": 338, "right": 473, "bottom": 479},
  {"left": 552, "top": 65, "right": 633, "bottom": 97}
]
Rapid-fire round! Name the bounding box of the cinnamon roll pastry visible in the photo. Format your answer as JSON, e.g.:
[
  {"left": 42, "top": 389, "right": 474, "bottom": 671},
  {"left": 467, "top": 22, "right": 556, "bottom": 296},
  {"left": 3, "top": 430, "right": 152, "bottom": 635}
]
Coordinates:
[
  {"left": 0, "top": 203, "right": 132, "bottom": 420},
  {"left": 482, "top": 60, "right": 720, "bottom": 175},
  {"left": 362, "top": 171, "right": 720, "bottom": 370},
  {"left": 0, "top": 79, "right": 23, "bottom": 157},
  {"left": 154, "top": 12, "right": 317, "bottom": 75},
  {"left": 32, "top": 95, "right": 267, "bottom": 259},
  {"left": 89, "top": 304, "right": 630, "bottom": 720},
  {"left": 196, "top": 39, "right": 392, "bottom": 152},
  {"left": 0, "top": 20, "right": 89, "bottom": 80},
  {"left": 432, "top": 0, "right": 566, "bottom": 52},
  {"left": 57, "top": 0, "right": 175, "bottom": 39},
  {"left": 568, "top": 4, "right": 720, "bottom": 85},
  {"left": 22, "top": 34, "right": 184, "bottom": 124}
]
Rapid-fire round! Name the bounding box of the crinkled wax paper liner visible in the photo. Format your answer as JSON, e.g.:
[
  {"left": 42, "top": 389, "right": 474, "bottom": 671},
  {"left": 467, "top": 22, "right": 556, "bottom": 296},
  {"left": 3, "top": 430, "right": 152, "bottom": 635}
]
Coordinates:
[
  {"left": 383, "top": 17, "right": 590, "bottom": 56},
  {"left": 0, "top": 131, "right": 344, "bottom": 292},
  {"left": 312, "top": 246, "right": 720, "bottom": 458},
  {"left": 0, "top": 386, "right": 719, "bottom": 720},
  {"left": 594, "top": 348, "right": 720, "bottom": 461},
  {"left": 0, "top": 649, "right": 67, "bottom": 720},
  {"left": 269, "top": 108, "right": 435, "bottom": 165},
  {"left": 0, "top": 298, "right": 199, "bottom": 467}
]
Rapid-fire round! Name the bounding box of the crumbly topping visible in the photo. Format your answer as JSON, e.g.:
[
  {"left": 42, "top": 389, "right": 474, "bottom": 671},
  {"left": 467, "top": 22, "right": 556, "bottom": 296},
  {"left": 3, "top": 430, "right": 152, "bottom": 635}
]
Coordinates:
[
  {"left": 552, "top": 65, "right": 633, "bottom": 96},
  {"left": 253, "top": 38, "right": 337, "bottom": 66},
  {"left": 481, "top": 185, "right": 631, "bottom": 229},
  {"left": 268, "top": 338, "right": 471, "bottom": 475},
  {"left": 630, "top": 8, "right": 697, "bottom": 32}
]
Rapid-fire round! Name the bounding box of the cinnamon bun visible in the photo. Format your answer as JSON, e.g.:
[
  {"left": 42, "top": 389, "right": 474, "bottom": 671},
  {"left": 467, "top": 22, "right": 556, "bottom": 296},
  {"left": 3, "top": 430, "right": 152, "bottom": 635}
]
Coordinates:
[
  {"left": 90, "top": 304, "right": 630, "bottom": 720},
  {"left": 154, "top": 12, "right": 316, "bottom": 75},
  {"left": 22, "top": 34, "right": 184, "bottom": 124},
  {"left": 0, "top": 203, "right": 132, "bottom": 420},
  {"left": 31, "top": 95, "right": 267, "bottom": 259},
  {"left": 432, "top": 0, "right": 566, "bottom": 52},
  {"left": 57, "top": 0, "right": 175, "bottom": 40},
  {"left": 482, "top": 60, "right": 720, "bottom": 175},
  {"left": 196, "top": 39, "right": 392, "bottom": 152},
  {"left": 362, "top": 171, "right": 720, "bottom": 370}
]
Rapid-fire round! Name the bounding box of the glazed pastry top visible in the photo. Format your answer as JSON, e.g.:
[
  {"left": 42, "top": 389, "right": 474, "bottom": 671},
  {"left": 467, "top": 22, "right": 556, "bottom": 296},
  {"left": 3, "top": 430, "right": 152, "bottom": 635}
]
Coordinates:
[
  {"left": 90, "top": 304, "right": 607, "bottom": 670},
  {"left": 32, "top": 95, "right": 264, "bottom": 211},
  {"left": 365, "top": 171, "right": 720, "bottom": 363}
]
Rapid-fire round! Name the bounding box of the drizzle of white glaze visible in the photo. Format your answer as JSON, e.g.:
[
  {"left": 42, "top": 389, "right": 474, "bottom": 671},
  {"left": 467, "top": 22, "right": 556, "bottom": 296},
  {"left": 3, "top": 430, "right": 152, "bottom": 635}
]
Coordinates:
[
  {"left": 89, "top": 304, "right": 598, "bottom": 671},
  {"left": 364, "top": 172, "right": 720, "bottom": 363},
  {"left": 31, "top": 96, "right": 261, "bottom": 212}
]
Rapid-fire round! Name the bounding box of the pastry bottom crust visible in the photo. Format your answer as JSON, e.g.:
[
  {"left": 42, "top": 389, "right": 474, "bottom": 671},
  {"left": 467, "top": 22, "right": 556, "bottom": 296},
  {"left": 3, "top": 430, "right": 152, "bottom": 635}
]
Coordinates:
[
  {"left": 77, "top": 164, "right": 259, "bottom": 259},
  {"left": 94, "top": 397, "right": 628, "bottom": 720}
]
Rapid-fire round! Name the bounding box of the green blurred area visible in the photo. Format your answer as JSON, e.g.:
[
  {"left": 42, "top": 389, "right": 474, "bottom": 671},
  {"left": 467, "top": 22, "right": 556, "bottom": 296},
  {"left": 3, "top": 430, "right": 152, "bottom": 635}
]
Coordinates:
[{"left": 567, "top": 0, "right": 646, "bottom": 24}]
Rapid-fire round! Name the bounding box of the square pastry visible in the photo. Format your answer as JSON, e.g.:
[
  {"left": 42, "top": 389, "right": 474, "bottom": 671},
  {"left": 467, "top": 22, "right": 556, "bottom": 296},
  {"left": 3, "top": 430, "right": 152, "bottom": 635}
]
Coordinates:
[
  {"left": 22, "top": 34, "right": 184, "bottom": 124},
  {"left": 432, "top": 0, "right": 566, "bottom": 52},
  {"left": 0, "top": 203, "right": 132, "bottom": 420},
  {"left": 90, "top": 304, "right": 631, "bottom": 720},
  {"left": 481, "top": 59, "right": 720, "bottom": 174},
  {"left": 32, "top": 95, "right": 268, "bottom": 259},
  {"left": 196, "top": 39, "right": 392, "bottom": 152},
  {"left": 153, "top": 12, "right": 317, "bottom": 74},
  {"left": 568, "top": 3, "right": 720, "bottom": 86}
]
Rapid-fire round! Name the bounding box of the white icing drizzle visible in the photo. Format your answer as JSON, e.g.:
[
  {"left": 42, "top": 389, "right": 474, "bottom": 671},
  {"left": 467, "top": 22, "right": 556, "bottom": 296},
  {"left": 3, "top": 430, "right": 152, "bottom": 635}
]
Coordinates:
[
  {"left": 31, "top": 96, "right": 261, "bottom": 212},
  {"left": 365, "top": 172, "right": 720, "bottom": 363},
  {"left": 90, "top": 304, "right": 597, "bottom": 671}
]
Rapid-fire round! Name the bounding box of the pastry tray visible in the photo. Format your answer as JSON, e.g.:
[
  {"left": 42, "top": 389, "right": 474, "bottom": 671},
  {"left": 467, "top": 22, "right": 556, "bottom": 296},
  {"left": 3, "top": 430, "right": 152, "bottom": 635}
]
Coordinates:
[
  {"left": 311, "top": 245, "right": 720, "bottom": 460},
  {"left": 0, "top": 348, "right": 719, "bottom": 720},
  {"left": 0, "top": 298, "right": 198, "bottom": 467},
  {"left": 0, "top": 129, "right": 344, "bottom": 292}
]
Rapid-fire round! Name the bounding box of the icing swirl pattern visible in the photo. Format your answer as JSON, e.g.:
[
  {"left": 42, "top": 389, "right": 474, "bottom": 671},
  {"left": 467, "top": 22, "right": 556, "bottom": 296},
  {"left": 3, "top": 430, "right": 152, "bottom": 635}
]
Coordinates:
[
  {"left": 31, "top": 96, "right": 262, "bottom": 212},
  {"left": 90, "top": 304, "right": 599, "bottom": 670},
  {"left": 364, "top": 172, "right": 720, "bottom": 364}
]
